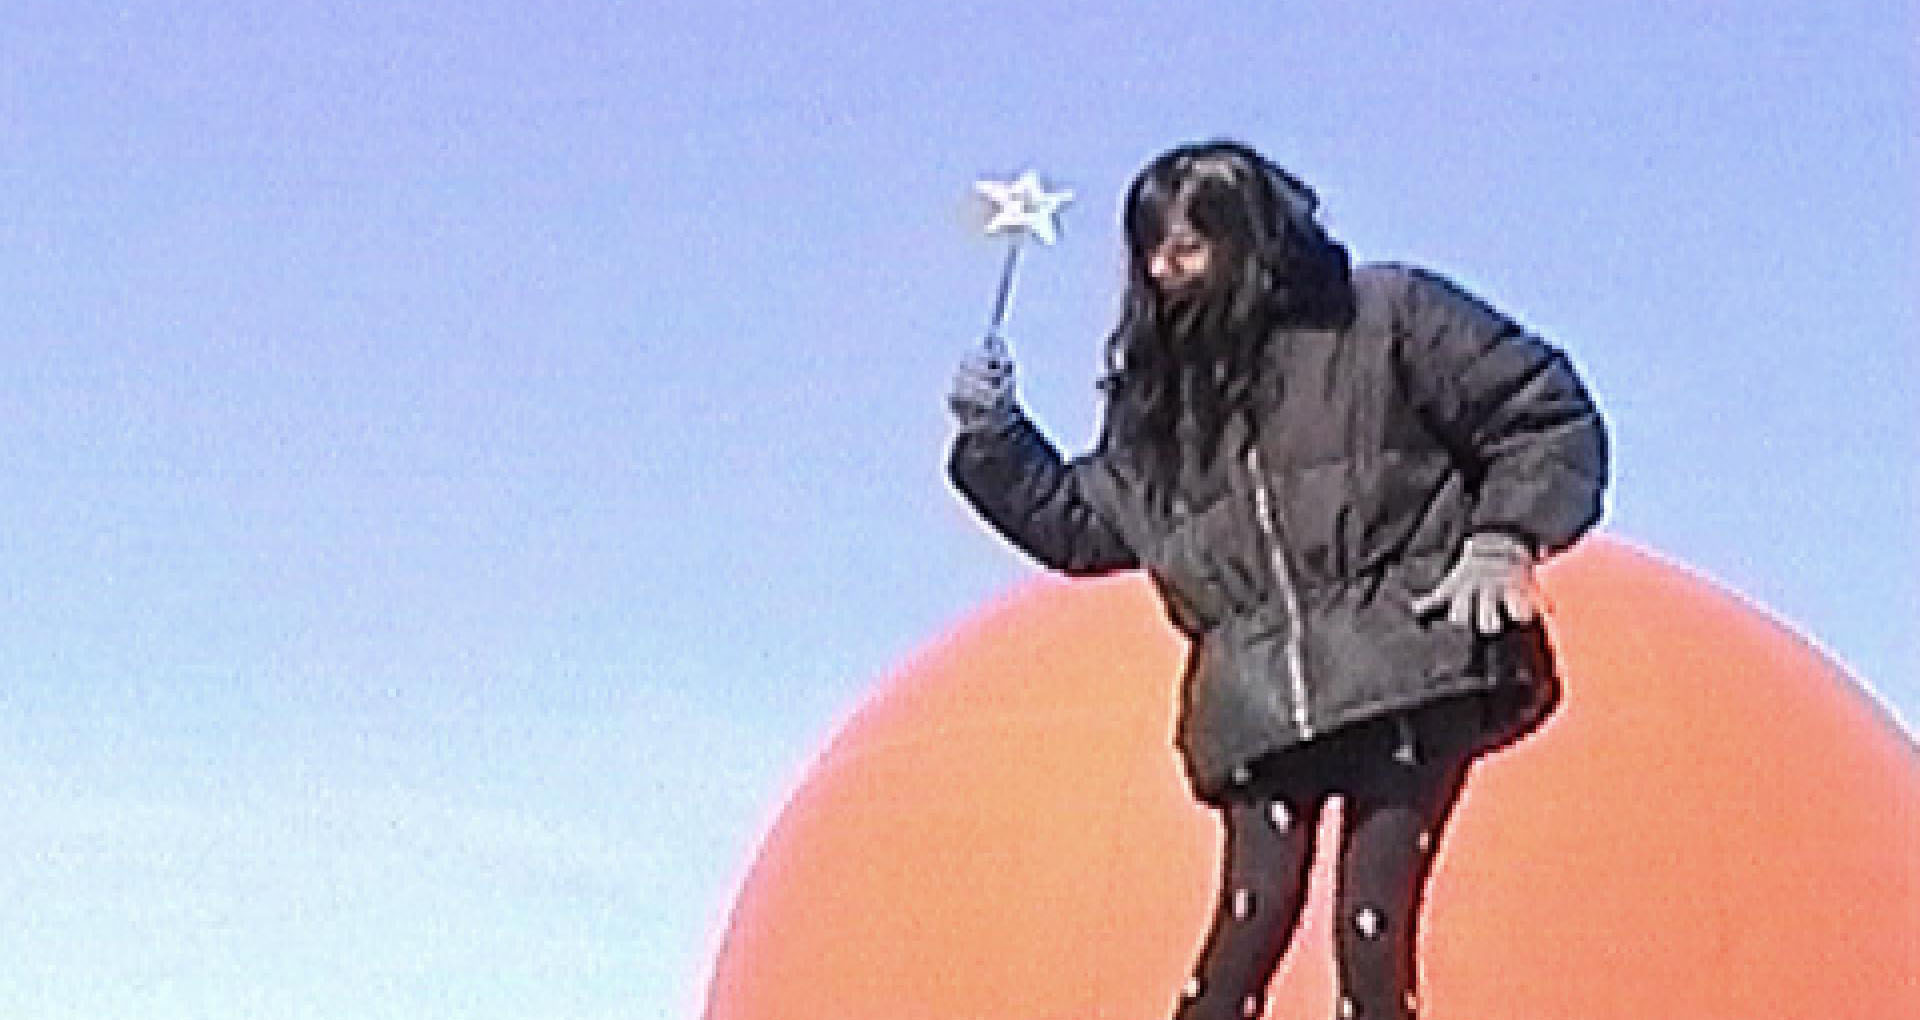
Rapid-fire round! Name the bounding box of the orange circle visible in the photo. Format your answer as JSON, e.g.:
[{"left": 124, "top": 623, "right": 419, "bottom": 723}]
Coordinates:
[{"left": 707, "top": 538, "right": 1919, "bottom": 1018}]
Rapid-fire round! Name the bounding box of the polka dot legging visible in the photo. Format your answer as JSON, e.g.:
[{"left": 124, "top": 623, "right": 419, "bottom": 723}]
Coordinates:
[{"left": 1173, "top": 713, "right": 1473, "bottom": 1020}]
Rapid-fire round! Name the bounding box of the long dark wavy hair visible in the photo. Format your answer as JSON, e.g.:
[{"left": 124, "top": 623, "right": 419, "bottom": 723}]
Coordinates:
[{"left": 1100, "top": 140, "right": 1355, "bottom": 501}]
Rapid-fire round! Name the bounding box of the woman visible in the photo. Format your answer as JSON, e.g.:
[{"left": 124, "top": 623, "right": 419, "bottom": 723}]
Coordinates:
[{"left": 946, "top": 140, "right": 1607, "bottom": 1019}]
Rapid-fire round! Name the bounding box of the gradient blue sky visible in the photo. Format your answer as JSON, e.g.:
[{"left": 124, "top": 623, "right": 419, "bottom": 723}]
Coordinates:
[{"left": 2, "top": 2, "right": 1912, "bottom": 1017}]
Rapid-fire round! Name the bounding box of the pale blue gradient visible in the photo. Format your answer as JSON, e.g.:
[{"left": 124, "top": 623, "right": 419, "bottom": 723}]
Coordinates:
[{"left": 1, "top": 1, "right": 1911, "bottom": 1016}]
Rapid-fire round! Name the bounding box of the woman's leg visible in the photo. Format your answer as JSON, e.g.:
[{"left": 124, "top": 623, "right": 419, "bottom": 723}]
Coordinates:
[
  {"left": 1174, "top": 789, "right": 1324, "bottom": 1020},
  {"left": 1330, "top": 730, "right": 1471, "bottom": 1019}
]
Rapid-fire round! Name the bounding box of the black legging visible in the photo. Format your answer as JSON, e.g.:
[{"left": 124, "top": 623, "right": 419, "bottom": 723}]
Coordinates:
[{"left": 1173, "top": 704, "right": 1475, "bottom": 1020}]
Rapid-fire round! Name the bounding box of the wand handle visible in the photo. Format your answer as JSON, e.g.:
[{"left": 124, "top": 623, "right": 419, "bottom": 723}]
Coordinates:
[{"left": 985, "top": 239, "right": 1023, "bottom": 341}]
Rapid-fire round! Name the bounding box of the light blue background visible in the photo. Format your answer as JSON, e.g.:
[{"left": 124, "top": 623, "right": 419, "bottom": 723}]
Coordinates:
[{"left": 2, "top": 2, "right": 1912, "bottom": 1016}]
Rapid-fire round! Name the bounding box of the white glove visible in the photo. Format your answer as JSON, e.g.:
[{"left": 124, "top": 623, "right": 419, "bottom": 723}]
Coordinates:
[
  {"left": 1410, "top": 532, "right": 1543, "bottom": 635},
  {"left": 947, "top": 333, "right": 1019, "bottom": 431}
]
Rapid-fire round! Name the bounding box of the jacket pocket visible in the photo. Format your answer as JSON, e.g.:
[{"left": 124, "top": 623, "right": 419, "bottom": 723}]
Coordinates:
[{"left": 1145, "top": 495, "right": 1266, "bottom": 631}]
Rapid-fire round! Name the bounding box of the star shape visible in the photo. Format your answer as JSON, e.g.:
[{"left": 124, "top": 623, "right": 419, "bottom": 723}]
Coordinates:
[{"left": 974, "top": 170, "right": 1073, "bottom": 245}]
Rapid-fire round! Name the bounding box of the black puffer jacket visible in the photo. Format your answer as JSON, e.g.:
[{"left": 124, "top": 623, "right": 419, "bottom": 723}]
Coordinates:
[{"left": 949, "top": 263, "right": 1608, "bottom": 803}]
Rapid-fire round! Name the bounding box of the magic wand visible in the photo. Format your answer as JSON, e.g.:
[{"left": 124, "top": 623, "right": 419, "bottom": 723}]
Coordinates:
[{"left": 973, "top": 170, "right": 1073, "bottom": 349}]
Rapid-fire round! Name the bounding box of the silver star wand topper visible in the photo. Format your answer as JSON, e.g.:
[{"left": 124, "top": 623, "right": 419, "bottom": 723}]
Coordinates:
[{"left": 974, "top": 170, "right": 1073, "bottom": 351}]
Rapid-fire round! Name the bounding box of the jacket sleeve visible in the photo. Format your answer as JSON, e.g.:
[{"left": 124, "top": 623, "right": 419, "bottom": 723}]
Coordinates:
[
  {"left": 947, "top": 411, "right": 1141, "bottom": 575},
  {"left": 1393, "top": 266, "right": 1609, "bottom": 555}
]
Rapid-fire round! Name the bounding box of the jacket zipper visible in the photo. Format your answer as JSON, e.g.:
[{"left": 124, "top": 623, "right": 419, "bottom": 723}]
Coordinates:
[{"left": 1245, "top": 444, "right": 1314, "bottom": 740}]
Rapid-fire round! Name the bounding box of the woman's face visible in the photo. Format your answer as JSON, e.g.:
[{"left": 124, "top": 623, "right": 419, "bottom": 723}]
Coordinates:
[{"left": 1144, "top": 217, "right": 1214, "bottom": 297}]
